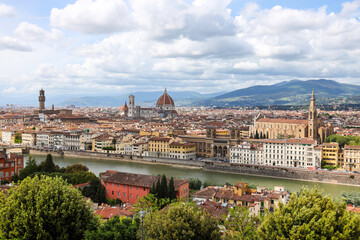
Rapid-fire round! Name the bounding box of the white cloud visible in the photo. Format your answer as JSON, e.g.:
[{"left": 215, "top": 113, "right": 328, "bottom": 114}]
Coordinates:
[
  {"left": 4, "top": 0, "right": 360, "bottom": 103},
  {"left": 0, "top": 3, "right": 15, "bottom": 17},
  {"left": 50, "top": 0, "right": 130, "bottom": 34},
  {"left": 14, "top": 22, "right": 63, "bottom": 41},
  {"left": 0, "top": 35, "right": 31, "bottom": 51},
  {"left": 340, "top": 0, "right": 360, "bottom": 17}
]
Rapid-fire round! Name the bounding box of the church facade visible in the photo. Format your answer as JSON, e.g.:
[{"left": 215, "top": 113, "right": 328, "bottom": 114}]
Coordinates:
[{"left": 251, "top": 91, "right": 333, "bottom": 143}]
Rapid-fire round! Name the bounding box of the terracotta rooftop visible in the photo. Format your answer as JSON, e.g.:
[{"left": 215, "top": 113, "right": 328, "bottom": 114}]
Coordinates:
[
  {"left": 101, "top": 171, "right": 188, "bottom": 190},
  {"left": 257, "top": 118, "right": 308, "bottom": 124}
]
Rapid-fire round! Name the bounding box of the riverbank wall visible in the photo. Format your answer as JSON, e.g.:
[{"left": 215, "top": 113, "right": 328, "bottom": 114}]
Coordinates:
[
  {"left": 203, "top": 162, "right": 360, "bottom": 186},
  {"left": 29, "top": 149, "right": 360, "bottom": 187},
  {"left": 29, "top": 149, "right": 204, "bottom": 169}
]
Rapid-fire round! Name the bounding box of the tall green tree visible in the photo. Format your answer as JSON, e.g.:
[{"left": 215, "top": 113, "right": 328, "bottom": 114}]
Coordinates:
[
  {"left": 155, "top": 178, "right": 161, "bottom": 198},
  {"left": 84, "top": 216, "right": 139, "bottom": 240},
  {"left": 19, "top": 157, "right": 39, "bottom": 180},
  {"left": 160, "top": 174, "right": 168, "bottom": 199},
  {"left": 65, "top": 163, "right": 89, "bottom": 173},
  {"left": 143, "top": 202, "right": 221, "bottom": 240},
  {"left": 168, "top": 177, "right": 176, "bottom": 200},
  {"left": 223, "top": 206, "right": 262, "bottom": 240},
  {"left": 0, "top": 175, "right": 97, "bottom": 240},
  {"left": 41, "top": 154, "right": 56, "bottom": 172},
  {"left": 257, "top": 187, "right": 360, "bottom": 239},
  {"left": 189, "top": 178, "right": 202, "bottom": 190},
  {"left": 83, "top": 178, "right": 106, "bottom": 204}
]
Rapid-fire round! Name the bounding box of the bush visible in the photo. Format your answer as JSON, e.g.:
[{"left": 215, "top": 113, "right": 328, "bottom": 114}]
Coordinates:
[{"left": 189, "top": 178, "right": 202, "bottom": 190}]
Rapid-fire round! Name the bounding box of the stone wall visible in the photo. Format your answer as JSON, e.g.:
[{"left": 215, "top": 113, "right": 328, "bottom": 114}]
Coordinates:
[{"left": 203, "top": 161, "right": 360, "bottom": 186}]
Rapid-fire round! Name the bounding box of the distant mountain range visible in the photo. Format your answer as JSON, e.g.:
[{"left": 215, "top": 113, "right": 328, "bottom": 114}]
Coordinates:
[
  {"left": 58, "top": 79, "right": 360, "bottom": 107},
  {"left": 58, "top": 91, "right": 223, "bottom": 107},
  {"left": 196, "top": 79, "right": 360, "bottom": 107}
]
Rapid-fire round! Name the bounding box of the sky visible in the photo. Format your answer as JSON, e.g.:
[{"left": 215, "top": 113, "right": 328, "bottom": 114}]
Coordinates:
[{"left": 1, "top": 0, "right": 360, "bottom": 105}]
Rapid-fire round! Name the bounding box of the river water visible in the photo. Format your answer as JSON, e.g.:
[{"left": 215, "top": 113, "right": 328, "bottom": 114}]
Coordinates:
[{"left": 28, "top": 154, "right": 360, "bottom": 199}]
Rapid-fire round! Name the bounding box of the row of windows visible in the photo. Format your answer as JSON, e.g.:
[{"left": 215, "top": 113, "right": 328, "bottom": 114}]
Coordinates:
[{"left": 106, "top": 182, "right": 146, "bottom": 191}]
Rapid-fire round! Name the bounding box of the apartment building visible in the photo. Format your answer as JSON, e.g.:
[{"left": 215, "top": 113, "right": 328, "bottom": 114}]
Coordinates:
[
  {"left": 262, "top": 139, "right": 316, "bottom": 168},
  {"left": 36, "top": 132, "right": 50, "bottom": 148},
  {"left": 148, "top": 137, "right": 172, "bottom": 158},
  {"left": 344, "top": 145, "right": 360, "bottom": 172},
  {"left": 230, "top": 142, "right": 263, "bottom": 165},
  {"left": 0, "top": 152, "right": 24, "bottom": 182},
  {"left": 322, "top": 142, "right": 339, "bottom": 167},
  {"left": 22, "top": 131, "right": 36, "bottom": 147},
  {"left": 169, "top": 142, "right": 196, "bottom": 160}
]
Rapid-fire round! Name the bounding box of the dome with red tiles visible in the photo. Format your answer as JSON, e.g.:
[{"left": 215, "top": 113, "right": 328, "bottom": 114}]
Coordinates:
[
  {"left": 120, "top": 102, "right": 128, "bottom": 111},
  {"left": 156, "top": 88, "right": 175, "bottom": 109}
]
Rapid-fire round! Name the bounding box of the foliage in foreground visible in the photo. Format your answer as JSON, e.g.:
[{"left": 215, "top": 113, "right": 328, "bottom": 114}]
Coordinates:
[
  {"left": 0, "top": 175, "right": 97, "bottom": 240},
  {"left": 142, "top": 202, "right": 221, "bottom": 240},
  {"left": 84, "top": 215, "right": 139, "bottom": 240},
  {"left": 342, "top": 191, "right": 360, "bottom": 206},
  {"left": 257, "top": 187, "right": 360, "bottom": 239},
  {"left": 224, "top": 206, "right": 263, "bottom": 240}
]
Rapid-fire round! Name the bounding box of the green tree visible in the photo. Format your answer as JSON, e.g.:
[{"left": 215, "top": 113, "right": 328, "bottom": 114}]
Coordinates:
[
  {"left": 83, "top": 178, "right": 107, "bottom": 204},
  {"left": 203, "top": 180, "right": 213, "bottom": 188},
  {"left": 342, "top": 191, "right": 360, "bottom": 206},
  {"left": 160, "top": 174, "right": 168, "bottom": 199},
  {"left": 133, "top": 193, "right": 170, "bottom": 213},
  {"left": 84, "top": 216, "right": 139, "bottom": 240},
  {"left": 143, "top": 202, "right": 221, "bottom": 240},
  {"left": 65, "top": 163, "right": 89, "bottom": 173},
  {"left": 223, "top": 206, "right": 262, "bottom": 240},
  {"left": 0, "top": 175, "right": 97, "bottom": 240},
  {"left": 257, "top": 187, "right": 360, "bottom": 239},
  {"left": 41, "top": 153, "right": 56, "bottom": 172},
  {"left": 19, "top": 156, "right": 39, "bottom": 180},
  {"left": 168, "top": 177, "right": 176, "bottom": 200},
  {"left": 189, "top": 178, "right": 202, "bottom": 190}
]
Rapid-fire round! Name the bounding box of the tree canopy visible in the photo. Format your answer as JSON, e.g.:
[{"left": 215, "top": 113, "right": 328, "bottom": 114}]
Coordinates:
[
  {"left": 224, "top": 206, "right": 262, "bottom": 240},
  {"left": 142, "top": 202, "right": 221, "bottom": 240},
  {"left": 257, "top": 187, "right": 360, "bottom": 239},
  {"left": 84, "top": 216, "right": 139, "bottom": 240},
  {"left": 0, "top": 175, "right": 97, "bottom": 240},
  {"left": 325, "top": 135, "right": 360, "bottom": 148}
]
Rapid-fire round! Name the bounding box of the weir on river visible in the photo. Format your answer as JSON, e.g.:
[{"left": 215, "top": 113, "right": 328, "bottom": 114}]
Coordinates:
[{"left": 27, "top": 154, "right": 360, "bottom": 199}]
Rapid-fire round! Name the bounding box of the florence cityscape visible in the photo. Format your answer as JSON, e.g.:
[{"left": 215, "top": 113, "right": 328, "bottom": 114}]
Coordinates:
[{"left": 1, "top": 0, "right": 360, "bottom": 239}]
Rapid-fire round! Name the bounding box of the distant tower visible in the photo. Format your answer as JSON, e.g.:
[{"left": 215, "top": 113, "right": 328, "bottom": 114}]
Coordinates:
[
  {"left": 308, "top": 90, "right": 318, "bottom": 139},
  {"left": 39, "top": 88, "right": 45, "bottom": 111},
  {"left": 128, "top": 94, "right": 135, "bottom": 117}
]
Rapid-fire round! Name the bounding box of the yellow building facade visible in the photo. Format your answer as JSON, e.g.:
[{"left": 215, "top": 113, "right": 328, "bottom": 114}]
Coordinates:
[{"left": 322, "top": 142, "right": 339, "bottom": 166}]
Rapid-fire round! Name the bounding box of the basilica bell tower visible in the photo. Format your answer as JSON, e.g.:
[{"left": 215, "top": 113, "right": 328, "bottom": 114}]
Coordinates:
[{"left": 308, "top": 90, "right": 318, "bottom": 139}]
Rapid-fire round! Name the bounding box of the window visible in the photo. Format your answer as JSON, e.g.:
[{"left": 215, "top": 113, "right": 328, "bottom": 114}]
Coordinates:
[
  {"left": 112, "top": 191, "right": 114, "bottom": 195},
  {"left": 124, "top": 193, "right": 126, "bottom": 197},
  {"left": 130, "top": 194, "right": 133, "bottom": 198},
  {"left": 144, "top": 187, "right": 146, "bottom": 191}
]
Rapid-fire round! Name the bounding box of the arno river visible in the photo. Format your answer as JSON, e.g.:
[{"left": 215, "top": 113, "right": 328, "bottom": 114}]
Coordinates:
[{"left": 28, "top": 154, "right": 360, "bottom": 199}]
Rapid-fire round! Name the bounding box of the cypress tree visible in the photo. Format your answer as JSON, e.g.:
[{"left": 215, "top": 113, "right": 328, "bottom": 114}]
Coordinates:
[
  {"left": 155, "top": 177, "right": 161, "bottom": 198},
  {"left": 255, "top": 130, "right": 259, "bottom": 139},
  {"left": 160, "top": 175, "right": 168, "bottom": 199},
  {"left": 168, "top": 177, "right": 176, "bottom": 200},
  {"left": 42, "top": 154, "right": 56, "bottom": 173},
  {"left": 260, "top": 132, "right": 263, "bottom": 139},
  {"left": 150, "top": 183, "right": 156, "bottom": 195}
]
